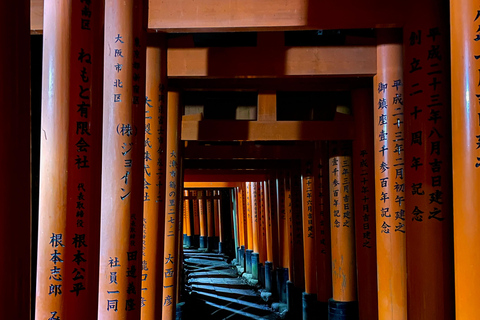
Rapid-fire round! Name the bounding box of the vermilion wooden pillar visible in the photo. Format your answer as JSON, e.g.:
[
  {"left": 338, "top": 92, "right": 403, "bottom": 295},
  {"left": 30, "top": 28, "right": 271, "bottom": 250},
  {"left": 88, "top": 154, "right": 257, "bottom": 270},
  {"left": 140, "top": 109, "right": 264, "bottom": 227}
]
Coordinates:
[
  {"left": 97, "top": 0, "right": 145, "bottom": 318},
  {"left": 269, "top": 179, "right": 279, "bottom": 269},
  {"left": 283, "top": 171, "right": 294, "bottom": 280},
  {"left": 142, "top": 35, "right": 167, "bottom": 319},
  {"left": 314, "top": 142, "right": 332, "bottom": 307},
  {"left": 265, "top": 180, "right": 275, "bottom": 264},
  {"left": 276, "top": 171, "right": 288, "bottom": 302},
  {"left": 291, "top": 167, "right": 305, "bottom": 291},
  {"left": 236, "top": 187, "right": 245, "bottom": 248},
  {"left": 375, "top": 29, "right": 407, "bottom": 320},
  {"left": 404, "top": 2, "right": 454, "bottom": 319},
  {"left": 246, "top": 182, "right": 254, "bottom": 250},
  {"left": 206, "top": 190, "right": 214, "bottom": 250},
  {"left": 192, "top": 191, "right": 200, "bottom": 247},
  {"left": 352, "top": 89, "right": 378, "bottom": 320},
  {"left": 214, "top": 190, "right": 220, "bottom": 241},
  {"left": 329, "top": 141, "right": 357, "bottom": 315},
  {"left": 2, "top": 1, "right": 30, "bottom": 319},
  {"left": 216, "top": 190, "right": 224, "bottom": 252},
  {"left": 198, "top": 190, "right": 207, "bottom": 249},
  {"left": 162, "top": 91, "right": 182, "bottom": 320},
  {"left": 259, "top": 182, "right": 267, "bottom": 264},
  {"left": 301, "top": 160, "right": 316, "bottom": 295},
  {"left": 301, "top": 160, "right": 317, "bottom": 319},
  {"left": 451, "top": 1, "right": 480, "bottom": 318},
  {"left": 184, "top": 190, "right": 192, "bottom": 247},
  {"left": 36, "top": 0, "right": 103, "bottom": 319},
  {"left": 251, "top": 182, "right": 260, "bottom": 254}
]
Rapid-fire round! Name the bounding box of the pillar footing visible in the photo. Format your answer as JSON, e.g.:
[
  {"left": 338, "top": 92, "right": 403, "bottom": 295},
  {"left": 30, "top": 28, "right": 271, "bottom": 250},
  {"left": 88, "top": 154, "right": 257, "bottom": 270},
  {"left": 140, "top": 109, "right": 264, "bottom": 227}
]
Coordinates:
[
  {"left": 264, "top": 261, "right": 273, "bottom": 292},
  {"left": 252, "top": 252, "right": 259, "bottom": 279},
  {"left": 218, "top": 241, "right": 223, "bottom": 254},
  {"left": 245, "top": 249, "right": 253, "bottom": 273},
  {"left": 302, "top": 292, "right": 317, "bottom": 320},
  {"left": 327, "top": 299, "right": 358, "bottom": 320},
  {"left": 199, "top": 236, "right": 207, "bottom": 249}
]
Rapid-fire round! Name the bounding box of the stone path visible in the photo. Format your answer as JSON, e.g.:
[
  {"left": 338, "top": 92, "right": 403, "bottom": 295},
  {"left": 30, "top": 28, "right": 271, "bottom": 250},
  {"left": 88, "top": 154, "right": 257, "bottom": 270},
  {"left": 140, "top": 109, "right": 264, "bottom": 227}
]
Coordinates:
[{"left": 182, "top": 249, "right": 280, "bottom": 320}]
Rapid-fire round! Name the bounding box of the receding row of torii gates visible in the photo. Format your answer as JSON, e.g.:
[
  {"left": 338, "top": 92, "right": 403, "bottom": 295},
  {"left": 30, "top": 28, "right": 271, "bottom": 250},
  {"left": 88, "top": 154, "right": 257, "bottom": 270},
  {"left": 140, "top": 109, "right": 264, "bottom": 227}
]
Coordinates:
[{"left": 4, "top": 0, "right": 480, "bottom": 319}]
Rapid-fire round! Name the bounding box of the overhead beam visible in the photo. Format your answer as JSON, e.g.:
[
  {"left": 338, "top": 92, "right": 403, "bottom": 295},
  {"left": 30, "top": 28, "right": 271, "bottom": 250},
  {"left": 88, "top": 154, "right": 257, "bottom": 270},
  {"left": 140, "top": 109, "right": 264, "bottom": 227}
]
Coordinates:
[
  {"left": 182, "top": 120, "right": 355, "bottom": 141},
  {"left": 32, "top": 0, "right": 405, "bottom": 33},
  {"left": 184, "top": 143, "right": 314, "bottom": 160},
  {"left": 168, "top": 45, "right": 376, "bottom": 78}
]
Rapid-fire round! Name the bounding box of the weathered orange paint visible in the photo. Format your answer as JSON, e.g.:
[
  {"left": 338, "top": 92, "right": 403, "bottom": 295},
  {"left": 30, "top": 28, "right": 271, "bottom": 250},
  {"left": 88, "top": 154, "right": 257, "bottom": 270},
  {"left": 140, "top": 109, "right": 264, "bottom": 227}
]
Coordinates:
[
  {"left": 142, "top": 35, "right": 167, "bottom": 320},
  {"left": 265, "top": 181, "right": 274, "bottom": 264},
  {"left": 375, "top": 29, "right": 407, "bottom": 320},
  {"left": 245, "top": 182, "right": 254, "bottom": 250},
  {"left": 301, "top": 160, "right": 316, "bottom": 294},
  {"left": 162, "top": 91, "right": 182, "bottom": 320},
  {"left": 314, "top": 142, "right": 333, "bottom": 302},
  {"left": 451, "top": 0, "right": 480, "bottom": 318},
  {"left": 329, "top": 141, "right": 357, "bottom": 302},
  {"left": 236, "top": 187, "right": 245, "bottom": 247},
  {"left": 352, "top": 88, "right": 378, "bottom": 319}
]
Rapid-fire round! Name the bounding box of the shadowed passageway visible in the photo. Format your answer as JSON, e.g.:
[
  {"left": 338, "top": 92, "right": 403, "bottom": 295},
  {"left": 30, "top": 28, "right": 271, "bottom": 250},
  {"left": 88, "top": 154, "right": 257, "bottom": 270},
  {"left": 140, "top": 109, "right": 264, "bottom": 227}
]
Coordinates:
[{"left": 182, "top": 249, "right": 280, "bottom": 320}]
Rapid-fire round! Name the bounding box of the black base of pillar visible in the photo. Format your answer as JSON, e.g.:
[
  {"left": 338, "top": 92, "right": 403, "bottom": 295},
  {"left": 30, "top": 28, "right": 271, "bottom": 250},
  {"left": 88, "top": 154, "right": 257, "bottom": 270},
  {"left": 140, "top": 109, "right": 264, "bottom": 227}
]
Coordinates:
[
  {"left": 259, "top": 263, "right": 265, "bottom": 287},
  {"left": 302, "top": 292, "right": 318, "bottom": 320},
  {"left": 176, "top": 302, "right": 185, "bottom": 320},
  {"left": 276, "top": 267, "right": 288, "bottom": 303},
  {"left": 193, "top": 235, "right": 200, "bottom": 248},
  {"left": 252, "top": 253, "right": 259, "bottom": 279},
  {"left": 199, "top": 236, "right": 207, "bottom": 249},
  {"left": 327, "top": 299, "right": 358, "bottom": 320},
  {"left": 240, "top": 246, "right": 245, "bottom": 269},
  {"left": 184, "top": 235, "right": 192, "bottom": 248},
  {"left": 246, "top": 249, "right": 253, "bottom": 273},
  {"left": 218, "top": 241, "right": 223, "bottom": 254},
  {"left": 264, "top": 261, "right": 273, "bottom": 292},
  {"left": 207, "top": 236, "right": 215, "bottom": 252},
  {"left": 286, "top": 281, "right": 303, "bottom": 319}
]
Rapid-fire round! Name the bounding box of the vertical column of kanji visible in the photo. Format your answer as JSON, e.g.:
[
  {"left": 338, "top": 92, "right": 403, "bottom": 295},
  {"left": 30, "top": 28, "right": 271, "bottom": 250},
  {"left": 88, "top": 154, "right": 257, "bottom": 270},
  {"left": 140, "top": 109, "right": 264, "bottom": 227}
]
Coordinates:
[
  {"left": 352, "top": 88, "right": 378, "bottom": 320},
  {"left": 268, "top": 178, "right": 279, "bottom": 269},
  {"left": 198, "top": 190, "right": 207, "bottom": 249},
  {"left": 375, "top": 29, "right": 407, "bottom": 320},
  {"left": 162, "top": 90, "right": 182, "bottom": 320},
  {"left": 259, "top": 182, "right": 267, "bottom": 265},
  {"left": 451, "top": 1, "right": 480, "bottom": 318},
  {"left": 251, "top": 182, "right": 260, "bottom": 254},
  {"left": 216, "top": 191, "right": 224, "bottom": 252},
  {"left": 404, "top": 2, "right": 454, "bottom": 319},
  {"left": 301, "top": 160, "right": 317, "bottom": 319},
  {"left": 276, "top": 171, "right": 287, "bottom": 302},
  {"left": 283, "top": 172, "right": 293, "bottom": 281},
  {"left": 142, "top": 34, "right": 167, "bottom": 320},
  {"left": 192, "top": 191, "right": 200, "bottom": 247},
  {"left": 206, "top": 190, "right": 215, "bottom": 251},
  {"left": 36, "top": 0, "right": 103, "bottom": 318},
  {"left": 97, "top": 0, "right": 145, "bottom": 318},
  {"left": 1, "top": 1, "right": 30, "bottom": 319},
  {"left": 97, "top": 0, "right": 146, "bottom": 318},
  {"left": 184, "top": 191, "right": 192, "bottom": 247},
  {"left": 313, "top": 142, "right": 332, "bottom": 311},
  {"left": 246, "top": 183, "right": 253, "bottom": 250},
  {"left": 265, "top": 181, "right": 274, "bottom": 264},
  {"left": 328, "top": 141, "right": 357, "bottom": 318},
  {"left": 236, "top": 187, "right": 245, "bottom": 249},
  {"left": 291, "top": 166, "right": 304, "bottom": 291}
]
